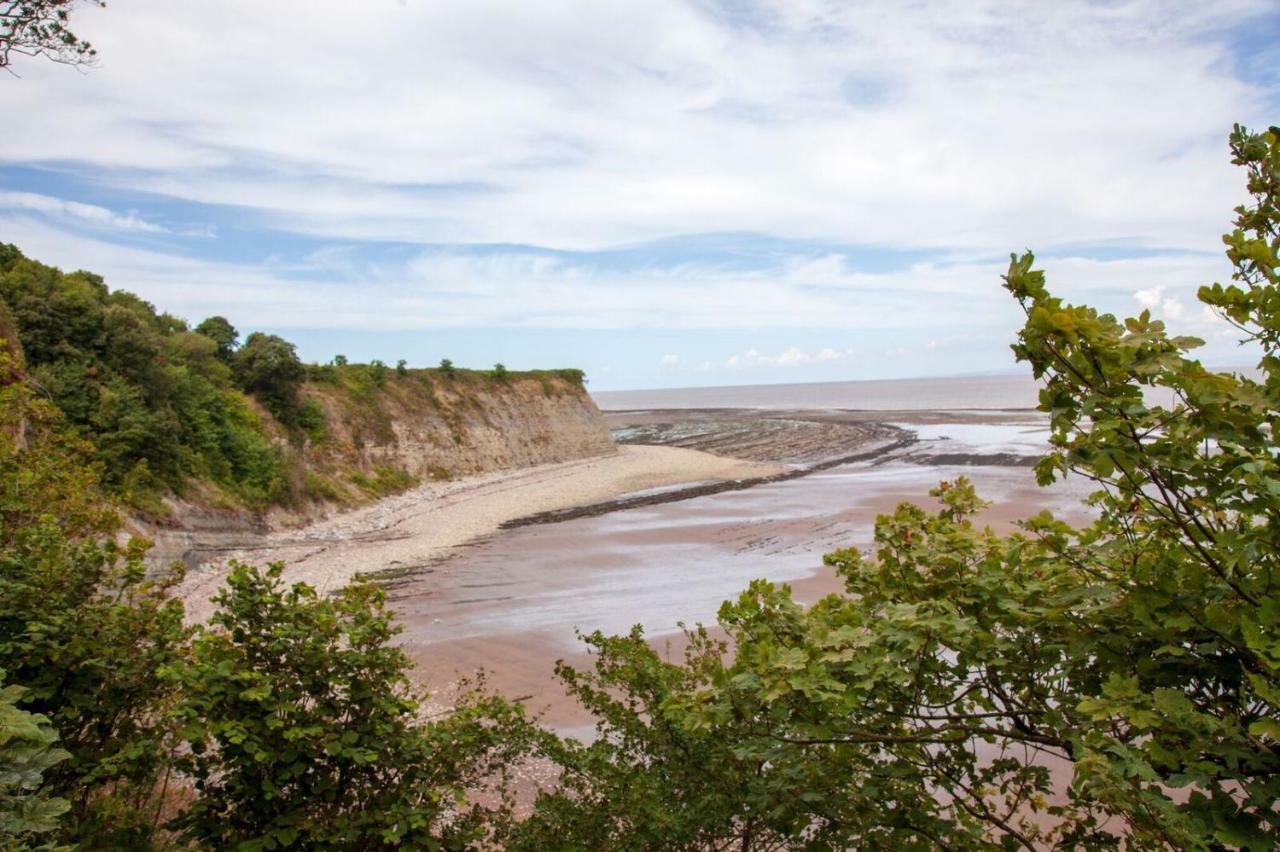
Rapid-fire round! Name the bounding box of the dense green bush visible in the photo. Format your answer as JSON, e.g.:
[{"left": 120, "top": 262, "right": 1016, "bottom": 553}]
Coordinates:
[
  {"left": 0, "top": 368, "right": 189, "bottom": 847},
  {"left": 0, "top": 247, "right": 284, "bottom": 509},
  {"left": 365, "top": 358, "right": 388, "bottom": 388},
  {"left": 170, "top": 562, "right": 534, "bottom": 850},
  {"left": 232, "top": 332, "right": 306, "bottom": 423}
]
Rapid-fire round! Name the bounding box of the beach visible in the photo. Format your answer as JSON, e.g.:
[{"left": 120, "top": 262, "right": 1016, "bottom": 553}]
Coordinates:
[
  {"left": 393, "top": 410, "right": 1092, "bottom": 733},
  {"left": 174, "top": 402, "right": 1094, "bottom": 737},
  {"left": 175, "top": 443, "right": 785, "bottom": 622}
]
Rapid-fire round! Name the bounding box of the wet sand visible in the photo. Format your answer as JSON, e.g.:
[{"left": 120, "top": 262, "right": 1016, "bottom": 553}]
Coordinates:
[
  {"left": 176, "top": 409, "right": 1091, "bottom": 744},
  {"left": 394, "top": 420, "right": 1094, "bottom": 735},
  {"left": 176, "top": 444, "right": 784, "bottom": 622}
]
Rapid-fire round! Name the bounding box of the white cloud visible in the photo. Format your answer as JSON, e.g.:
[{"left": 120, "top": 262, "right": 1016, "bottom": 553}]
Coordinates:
[
  {"left": 721, "top": 344, "right": 857, "bottom": 369},
  {"left": 1, "top": 215, "right": 1238, "bottom": 339},
  {"left": 660, "top": 353, "right": 680, "bottom": 366},
  {"left": 1135, "top": 285, "right": 1164, "bottom": 307},
  {"left": 0, "top": 191, "right": 166, "bottom": 233},
  {"left": 0, "top": 1, "right": 1271, "bottom": 252}
]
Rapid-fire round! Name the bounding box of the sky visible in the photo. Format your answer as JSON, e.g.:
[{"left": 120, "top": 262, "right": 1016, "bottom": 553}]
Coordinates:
[{"left": 1, "top": 0, "right": 1277, "bottom": 391}]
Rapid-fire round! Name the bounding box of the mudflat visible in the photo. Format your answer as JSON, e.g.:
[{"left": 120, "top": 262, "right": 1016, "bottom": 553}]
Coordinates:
[
  {"left": 176, "top": 444, "right": 784, "bottom": 621},
  {"left": 395, "top": 426, "right": 1093, "bottom": 734},
  {"left": 175, "top": 408, "right": 1088, "bottom": 743}
]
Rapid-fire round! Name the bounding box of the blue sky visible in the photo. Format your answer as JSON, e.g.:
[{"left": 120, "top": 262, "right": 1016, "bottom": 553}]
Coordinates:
[{"left": 1, "top": 1, "right": 1277, "bottom": 390}]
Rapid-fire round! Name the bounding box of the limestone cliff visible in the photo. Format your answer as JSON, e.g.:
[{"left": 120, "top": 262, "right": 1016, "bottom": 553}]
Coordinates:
[
  {"left": 299, "top": 369, "right": 616, "bottom": 484},
  {"left": 132, "top": 368, "right": 615, "bottom": 564}
]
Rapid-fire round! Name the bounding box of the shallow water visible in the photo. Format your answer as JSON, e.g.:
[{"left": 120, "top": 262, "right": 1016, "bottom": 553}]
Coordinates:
[
  {"left": 593, "top": 374, "right": 1042, "bottom": 411},
  {"left": 392, "top": 421, "right": 1090, "bottom": 652}
]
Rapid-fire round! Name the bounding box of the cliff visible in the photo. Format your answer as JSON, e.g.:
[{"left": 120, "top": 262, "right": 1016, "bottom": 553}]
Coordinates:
[
  {"left": 131, "top": 368, "right": 615, "bottom": 565},
  {"left": 298, "top": 368, "right": 615, "bottom": 488}
]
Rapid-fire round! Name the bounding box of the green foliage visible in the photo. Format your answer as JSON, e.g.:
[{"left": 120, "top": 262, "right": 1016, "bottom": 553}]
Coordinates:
[
  {"left": 0, "top": 674, "right": 70, "bottom": 850},
  {"left": 365, "top": 359, "right": 388, "bottom": 388},
  {"left": 549, "top": 368, "right": 586, "bottom": 388},
  {"left": 170, "top": 562, "right": 535, "bottom": 850},
  {"left": 0, "top": 246, "right": 284, "bottom": 508},
  {"left": 529, "top": 126, "right": 1280, "bottom": 850},
  {"left": 0, "top": 373, "right": 189, "bottom": 846},
  {"left": 306, "top": 362, "right": 337, "bottom": 383},
  {"left": 233, "top": 332, "right": 306, "bottom": 423},
  {"left": 396, "top": 358, "right": 408, "bottom": 376},
  {"left": 490, "top": 362, "right": 509, "bottom": 382},
  {"left": 438, "top": 358, "right": 456, "bottom": 378},
  {"left": 332, "top": 354, "right": 348, "bottom": 367},
  {"left": 193, "top": 316, "right": 238, "bottom": 363},
  {"left": 510, "top": 627, "right": 837, "bottom": 850},
  {"left": 296, "top": 398, "right": 327, "bottom": 444},
  {"left": 1, "top": 362, "right": 547, "bottom": 847},
  {"left": 349, "top": 465, "right": 418, "bottom": 497}
]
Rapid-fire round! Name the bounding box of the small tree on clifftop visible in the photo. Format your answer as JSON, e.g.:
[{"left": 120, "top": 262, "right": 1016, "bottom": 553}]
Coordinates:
[{"left": 233, "top": 332, "right": 305, "bottom": 422}]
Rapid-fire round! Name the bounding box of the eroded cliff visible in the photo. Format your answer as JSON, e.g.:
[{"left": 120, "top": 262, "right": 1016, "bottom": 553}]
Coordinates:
[{"left": 133, "top": 369, "right": 615, "bottom": 565}]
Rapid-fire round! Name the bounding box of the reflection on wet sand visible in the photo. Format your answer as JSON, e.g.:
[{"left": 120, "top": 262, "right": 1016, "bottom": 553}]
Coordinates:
[{"left": 394, "top": 417, "right": 1094, "bottom": 736}]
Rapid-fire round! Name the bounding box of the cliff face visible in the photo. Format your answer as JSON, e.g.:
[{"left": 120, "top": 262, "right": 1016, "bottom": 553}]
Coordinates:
[
  {"left": 133, "top": 370, "right": 615, "bottom": 565},
  {"left": 300, "top": 371, "right": 616, "bottom": 482}
]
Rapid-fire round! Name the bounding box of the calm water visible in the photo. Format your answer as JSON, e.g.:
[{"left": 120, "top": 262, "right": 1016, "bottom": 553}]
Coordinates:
[
  {"left": 394, "top": 421, "right": 1088, "bottom": 648},
  {"left": 592, "top": 373, "right": 1042, "bottom": 411}
]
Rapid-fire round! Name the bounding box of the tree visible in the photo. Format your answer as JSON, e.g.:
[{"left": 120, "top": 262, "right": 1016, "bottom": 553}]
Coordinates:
[
  {"left": 491, "top": 362, "right": 509, "bottom": 382},
  {"left": 395, "top": 358, "right": 408, "bottom": 376},
  {"left": 529, "top": 125, "right": 1280, "bottom": 850},
  {"left": 0, "top": 246, "right": 285, "bottom": 508},
  {"left": 194, "top": 315, "right": 239, "bottom": 364},
  {"left": 332, "top": 354, "right": 348, "bottom": 367},
  {"left": 232, "top": 332, "right": 305, "bottom": 422},
  {"left": 171, "top": 562, "right": 536, "bottom": 850},
  {"left": 0, "top": 0, "right": 104, "bottom": 72},
  {"left": 438, "top": 358, "right": 456, "bottom": 378},
  {"left": 0, "top": 361, "right": 189, "bottom": 846},
  {"left": 510, "top": 627, "right": 843, "bottom": 850}
]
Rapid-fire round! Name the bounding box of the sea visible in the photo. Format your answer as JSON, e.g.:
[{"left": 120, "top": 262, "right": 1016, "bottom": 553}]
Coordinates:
[{"left": 592, "top": 373, "right": 1042, "bottom": 411}]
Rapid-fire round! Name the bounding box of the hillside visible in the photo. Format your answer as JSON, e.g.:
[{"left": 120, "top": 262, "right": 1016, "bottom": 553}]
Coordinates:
[{"left": 0, "top": 244, "right": 614, "bottom": 523}]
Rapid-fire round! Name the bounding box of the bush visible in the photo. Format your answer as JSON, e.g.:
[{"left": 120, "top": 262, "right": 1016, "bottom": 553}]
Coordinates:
[
  {"left": 366, "top": 359, "right": 387, "bottom": 388},
  {"left": 349, "top": 465, "right": 418, "bottom": 497},
  {"left": 490, "top": 362, "right": 509, "bottom": 382},
  {"left": 0, "top": 373, "right": 189, "bottom": 846},
  {"left": 296, "top": 398, "right": 327, "bottom": 444},
  {"left": 171, "top": 563, "right": 536, "bottom": 849},
  {"left": 306, "top": 362, "right": 337, "bottom": 383},
  {"left": 233, "top": 332, "right": 306, "bottom": 422},
  {"left": 438, "top": 358, "right": 456, "bottom": 378}
]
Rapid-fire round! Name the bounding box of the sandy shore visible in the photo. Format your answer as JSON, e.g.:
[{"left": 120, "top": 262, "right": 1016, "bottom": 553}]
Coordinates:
[
  {"left": 176, "top": 445, "right": 784, "bottom": 621},
  {"left": 395, "top": 447, "right": 1094, "bottom": 735}
]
